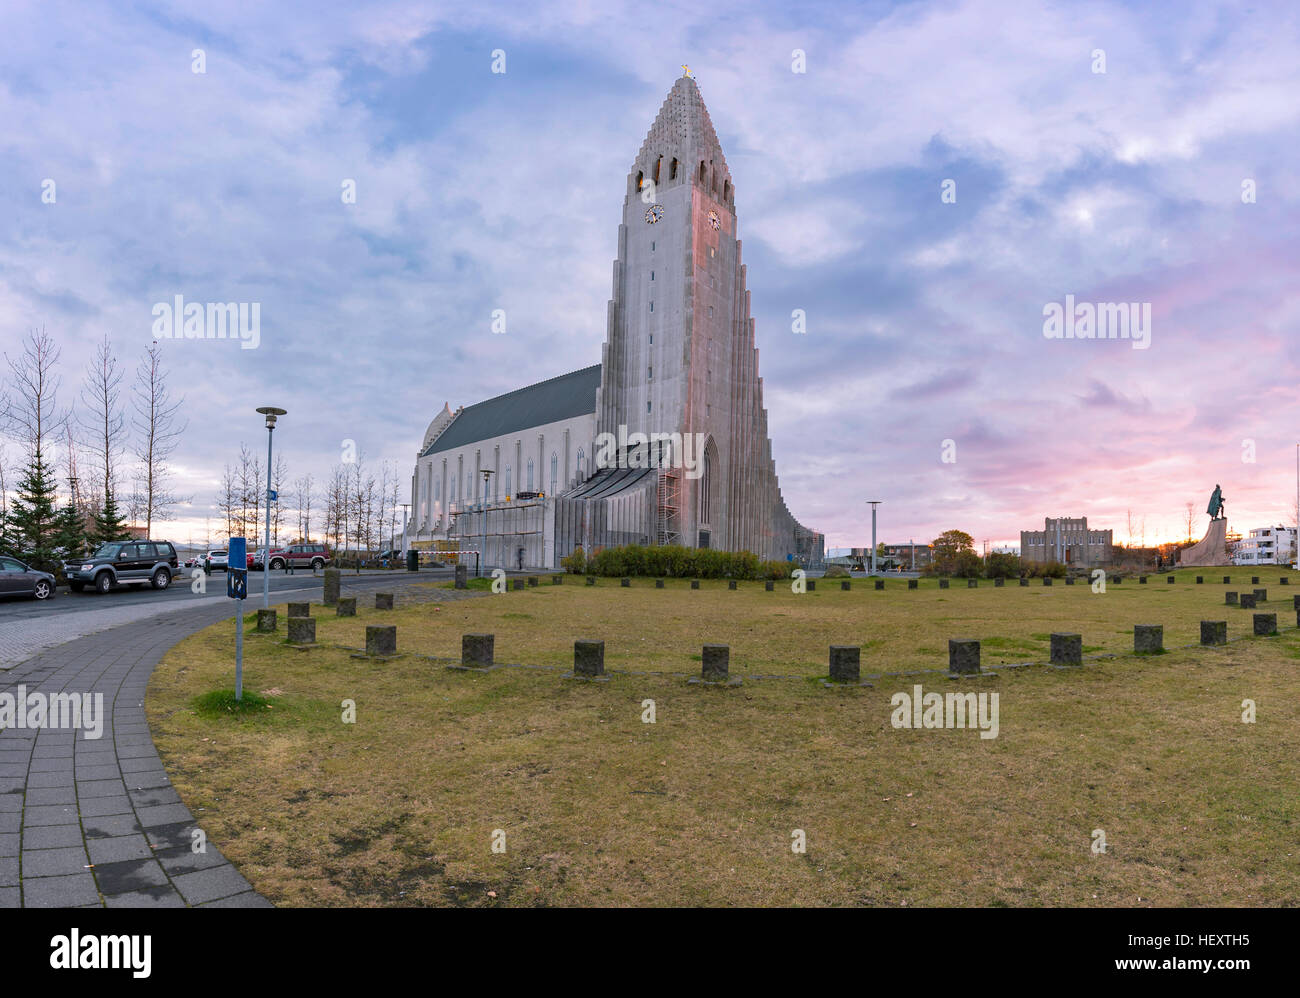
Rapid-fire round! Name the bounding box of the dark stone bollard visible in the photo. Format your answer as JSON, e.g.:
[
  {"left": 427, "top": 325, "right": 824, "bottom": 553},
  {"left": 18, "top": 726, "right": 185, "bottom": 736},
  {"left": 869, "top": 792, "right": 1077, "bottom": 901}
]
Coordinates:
[
  {"left": 1226, "top": 592, "right": 1238, "bottom": 605},
  {"left": 1293, "top": 594, "right": 1300, "bottom": 611},
  {"left": 287, "top": 616, "right": 316, "bottom": 645},
  {"left": 528, "top": 576, "right": 538, "bottom": 587},
  {"left": 829, "top": 646, "right": 860, "bottom": 683},
  {"left": 907, "top": 579, "right": 918, "bottom": 590},
  {"left": 968, "top": 579, "right": 978, "bottom": 588},
  {"left": 512, "top": 579, "right": 524, "bottom": 591},
  {"left": 1043, "top": 577, "right": 1053, "bottom": 586},
  {"left": 1252, "top": 576, "right": 1260, "bottom": 585},
  {"left": 765, "top": 580, "right": 774, "bottom": 592},
  {"left": 1240, "top": 594, "right": 1257, "bottom": 609},
  {"left": 729, "top": 580, "right": 739, "bottom": 590},
  {"left": 1282, "top": 577, "right": 1289, "bottom": 585},
  {"left": 995, "top": 577, "right": 1005, "bottom": 587},
  {"left": 366, "top": 625, "right": 397, "bottom": 656},
  {"left": 655, "top": 579, "right": 664, "bottom": 588},
  {"left": 336, "top": 597, "right": 356, "bottom": 617},
  {"left": 701, "top": 644, "right": 730, "bottom": 682},
  {"left": 256, "top": 609, "right": 277, "bottom": 633},
  {"left": 1019, "top": 578, "right": 1028, "bottom": 587},
  {"left": 1134, "top": 625, "right": 1163, "bottom": 654},
  {"left": 375, "top": 592, "right": 394, "bottom": 610},
  {"left": 939, "top": 579, "right": 950, "bottom": 589},
  {"left": 1140, "top": 576, "right": 1147, "bottom": 584},
  {"left": 1113, "top": 576, "right": 1122, "bottom": 584},
  {"left": 552, "top": 575, "right": 563, "bottom": 585},
  {"left": 1065, "top": 576, "right": 1075, "bottom": 585},
  {"left": 454, "top": 564, "right": 468, "bottom": 590},
  {"left": 462, "top": 633, "right": 494, "bottom": 668},
  {"left": 1254, "top": 588, "right": 1267, "bottom": 602},
  {"left": 1167, "top": 575, "right": 1176, "bottom": 584},
  {"left": 841, "top": 580, "right": 851, "bottom": 591},
  {"left": 1196, "top": 576, "right": 1203, "bottom": 584},
  {"left": 323, "top": 568, "right": 341, "bottom": 606},
  {"left": 1223, "top": 576, "right": 1231, "bottom": 584},
  {"left": 1254, "top": 613, "right": 1278, "bottom": 636},
  {"left": 287, "top": 602, "right": 311, "bottom": 618},
  {"left": 621, "top": 577, "right": 631, "bottom": 588},
  {"left": 803, "top": 580, "right": 812, "bottom": 592},
  {"left": 586, "top": 575, "right": 596, "bottom": 586},
  {"left": 691, "top": 579, "right": 700, "bottom": 590},
  {"left": 949, "top": 639, "right": 980, "bottom": 675},
  {"left": 1200, "top": 621, "right": 1227, "bottom": 645},
  {"left": 1050, "top": 633, "right": 1082, "bottom": 666},
  {"left": 875, "top": 580, "right": 885, "bottom": 590},
  {"left": 574, "top": 639, "right": 605, "bottom": 677}
]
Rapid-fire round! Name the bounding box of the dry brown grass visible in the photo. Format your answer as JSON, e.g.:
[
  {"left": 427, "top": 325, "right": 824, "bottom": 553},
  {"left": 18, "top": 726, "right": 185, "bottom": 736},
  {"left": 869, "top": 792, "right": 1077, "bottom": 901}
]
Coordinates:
[{"left": 145, "top": 571, "right": 1300, "bottom": 907}]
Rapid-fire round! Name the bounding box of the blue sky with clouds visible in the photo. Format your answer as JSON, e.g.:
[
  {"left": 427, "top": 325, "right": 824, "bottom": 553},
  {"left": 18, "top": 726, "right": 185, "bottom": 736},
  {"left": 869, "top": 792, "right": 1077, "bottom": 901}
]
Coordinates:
[{"left": 2, "top": 0, "right": 1298, "bottom": 550}]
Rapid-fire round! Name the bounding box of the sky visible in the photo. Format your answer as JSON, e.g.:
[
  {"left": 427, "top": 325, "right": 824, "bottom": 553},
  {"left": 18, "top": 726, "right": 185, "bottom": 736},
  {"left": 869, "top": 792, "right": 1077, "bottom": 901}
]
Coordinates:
[{"left": 1, "top": 0, "right": 1298, "bottom": 551}]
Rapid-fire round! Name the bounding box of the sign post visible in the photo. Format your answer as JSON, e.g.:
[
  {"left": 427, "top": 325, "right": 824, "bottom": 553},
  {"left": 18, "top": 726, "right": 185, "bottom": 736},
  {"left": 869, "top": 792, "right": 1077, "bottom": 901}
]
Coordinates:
[{"left": 228, "top": 537, "right": 248, "bottom": 700}]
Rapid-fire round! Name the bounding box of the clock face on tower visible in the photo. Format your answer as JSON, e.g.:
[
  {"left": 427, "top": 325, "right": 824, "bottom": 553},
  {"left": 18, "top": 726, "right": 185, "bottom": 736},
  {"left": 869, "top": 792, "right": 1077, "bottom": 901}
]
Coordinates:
[
  {"left": 708, "top": 209, "right": 720, "bottom": 231},
  {"left": 644, "top": 204, "right": 663, "bottom": 224}
]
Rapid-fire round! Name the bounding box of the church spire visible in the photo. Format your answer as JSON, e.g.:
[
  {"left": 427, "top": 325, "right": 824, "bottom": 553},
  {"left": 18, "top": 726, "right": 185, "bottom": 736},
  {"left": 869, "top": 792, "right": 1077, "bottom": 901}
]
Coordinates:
[{"left": 629, "top": 74, "right": 734, "bottom": 208}]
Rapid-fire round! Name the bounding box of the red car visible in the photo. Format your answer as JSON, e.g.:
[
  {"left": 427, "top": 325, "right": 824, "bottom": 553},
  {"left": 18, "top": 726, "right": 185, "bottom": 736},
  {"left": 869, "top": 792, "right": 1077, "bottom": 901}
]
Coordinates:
[{"left": 251, "top": 542, "right": 331, "bottom": 571}]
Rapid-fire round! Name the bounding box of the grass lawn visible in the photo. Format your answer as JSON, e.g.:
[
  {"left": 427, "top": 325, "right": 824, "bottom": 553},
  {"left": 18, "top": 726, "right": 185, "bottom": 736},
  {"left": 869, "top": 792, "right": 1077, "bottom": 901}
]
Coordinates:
[{"left": 145, "top": 568, "right": 1300, "bottom": 907}]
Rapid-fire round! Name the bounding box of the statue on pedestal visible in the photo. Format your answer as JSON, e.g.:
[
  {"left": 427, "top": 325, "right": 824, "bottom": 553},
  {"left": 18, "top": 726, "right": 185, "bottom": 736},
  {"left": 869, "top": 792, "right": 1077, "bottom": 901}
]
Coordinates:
[{"left": 1206, "top": 484, "right": 1226, "bottom": 521}]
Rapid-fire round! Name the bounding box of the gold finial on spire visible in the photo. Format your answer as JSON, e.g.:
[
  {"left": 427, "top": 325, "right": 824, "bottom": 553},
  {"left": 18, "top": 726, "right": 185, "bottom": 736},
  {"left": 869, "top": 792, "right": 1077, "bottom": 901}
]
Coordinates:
[{"left": 681, "top": 64, "right": 691, "bottom": 78}]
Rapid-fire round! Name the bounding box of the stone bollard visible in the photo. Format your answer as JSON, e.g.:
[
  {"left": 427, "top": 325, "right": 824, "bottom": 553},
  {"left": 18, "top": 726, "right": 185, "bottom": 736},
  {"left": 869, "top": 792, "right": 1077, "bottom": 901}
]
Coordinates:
[
  {"left": 1293, "top": 594, "right": 1300, "bottom": 611},
  {"left": 1050, "top": 633, "right": 1082, "bottom": 666},
  {"left": 323, "top": 568, "right": 341, "bottom": 606},
  {"left": 1240, "top": 594, "right": 1257, "bottom": 609},
  {"left": 691, "top": 579, "right": 700, "bottom": 589},
  {"left": 288, "top": 602, "right": 311, "bottom": 618},
  {"left": 375, "top": 592, "right": 394, "bottom": 610},
  {"left": 454, "top": 564, "right": 468, "bottom": 589},
  {"left": 995, "top": 577, "right": 1005, "bottom": 587},
  {"left": 1281, "top": 577, "right": 1289, "bottom": 585},
  {"left": 1140, "top": 576, "right": 1147, "bottom": 584},
  {"left": 528, "top": 576, "right": 538, "bottom": 587},
  {"left": 1167, "top": 575, "right": 1176, "bottom": 584},
  {"left": 366, "top": 625, "right": 397, "bottom": 656},
  {"left": 586, "top": 576, "right": 596, "bottom": 586},
  {"left": 907, "top": 579, "right": 917, "bottom": 590},
  {"left": 462, "top": 633, "right": 494, "bottom": 668},
  {"left": 1200, "top": 621, "right": 1227, "bottom": 645},
  {"left": 1254, "top": 588, "right": 1267, "bottom": 602},
  {"left": 655, "top": 579, "right": 665, "bottom": 589},
  {"left": 552, "top": 575, "right": 563, "bottom": 585},
  {"left": 841, "top": 580, "right": 851, "bottom": 591},
  {"left": 1113, "top": 576, "right": 1122, "bottom": 584},
  {"left": 949, "top": 639, "right": 980, "bottom": 675},
  {"left": 1065, "top": 576, "right": 1075, "bottom": 586},
  {"left": 1134, "top": 625, "right": 1163, "bottom": 654},
  {"left": 968, "top": 579, "right": 978, "bottom": 588},
  {"left": 621, "top": 577, "right": 631, "bottom": 588},
  {"left": 939, "top": 579, "right": 950, "bottom": 589},
  {"left": 1222, "top": 575, "right": 1231, "bottom": 584},
  {"left": 1252, "top": 576, "right": 1260, "bottom": 585},
  {"left": 1253, "top": 613, "right": 1278, "bottom": 636},
  {"left": 287, "top": 616, "right": 316, "bottom": 645},
  {"left": 256, "top": 609, "right": 277, "bottom": 633},
  {"left": 829, "top": 645, "right": 860, "bottom": 683},
  {"left": 1196, "top": 576, "right": 1203, "bottom": 584},
  {"left": 512, "top": 579, "right": 524, "bottom": 591},
  {"left": 765, "top": 580, "right": 774, "bottom": 592},
  {"left": 574, "top": 639, "right": 604, "bottom": 677},
  {"left": 1226, "top": 592, "right": 1238, "bottom": 605},
  {"left": 336, "top": 597, "right": 357, "bottom": 617},
  {"left": 803, "top": 580, "right": 812, "bottom": 592},
  {"left": 875, "top": 580, "right": 885, "bottom": 590},
  {"left": 729, "top": 580, "right": 739, "bottom": 590},
  {"left": 1019, "top": 577, "right": 1028, "bottom": 587},
  {"left": 1043, "top": 577, "right": 1053, "bottom": 586},
  {"left": 701, "top": 644, "right": 730, "bottom": 682}
]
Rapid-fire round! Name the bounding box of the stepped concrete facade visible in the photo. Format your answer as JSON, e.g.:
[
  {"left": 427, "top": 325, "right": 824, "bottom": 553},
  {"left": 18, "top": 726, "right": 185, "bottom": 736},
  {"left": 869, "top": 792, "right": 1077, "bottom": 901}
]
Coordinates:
[{"left": 408, "top": 75, "right": 821, "bottom": 570}]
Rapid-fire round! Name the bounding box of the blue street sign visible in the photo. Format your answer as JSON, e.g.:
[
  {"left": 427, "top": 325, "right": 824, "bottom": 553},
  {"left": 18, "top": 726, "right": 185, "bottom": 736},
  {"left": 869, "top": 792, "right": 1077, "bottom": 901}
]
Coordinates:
[
  {"left": 268, "top": 489, "right": 277, "bottom": 501},
  {"left": 228, "top": 537, "right": 246, "bottom": 567},
  {"left": 228, "top": 570, "right": 247, "bottom": 600}
]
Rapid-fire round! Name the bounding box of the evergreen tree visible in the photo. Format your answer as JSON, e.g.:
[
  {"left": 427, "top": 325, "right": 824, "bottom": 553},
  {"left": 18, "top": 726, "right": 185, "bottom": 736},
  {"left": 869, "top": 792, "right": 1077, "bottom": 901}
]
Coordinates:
[
  {"left": 52, "top": 497, "right": 89, "bottom": 563},
  {"left": 90, "top": 487, "right": 130, "bottom": 547},
  {"left": 7, "top": 446, "right": 59, "bottom": 569}
]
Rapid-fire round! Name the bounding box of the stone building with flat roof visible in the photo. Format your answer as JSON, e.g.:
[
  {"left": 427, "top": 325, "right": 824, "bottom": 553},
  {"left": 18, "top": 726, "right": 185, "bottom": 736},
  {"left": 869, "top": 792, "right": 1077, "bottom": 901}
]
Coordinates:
[{"left": 1020, "top": 517, "right": 1113, "bottom": 566}]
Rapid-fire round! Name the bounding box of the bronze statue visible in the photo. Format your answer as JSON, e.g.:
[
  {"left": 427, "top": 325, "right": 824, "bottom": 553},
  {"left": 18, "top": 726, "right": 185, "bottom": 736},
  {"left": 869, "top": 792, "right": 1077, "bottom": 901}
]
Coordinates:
[{"left": 1207, "top": 484, "right": 1226, "bottom": 520}]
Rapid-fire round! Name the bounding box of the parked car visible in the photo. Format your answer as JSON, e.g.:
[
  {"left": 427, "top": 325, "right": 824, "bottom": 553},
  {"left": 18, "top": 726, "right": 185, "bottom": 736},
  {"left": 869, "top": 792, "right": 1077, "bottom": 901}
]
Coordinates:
[
  {"left": 67, "top": 540, "right": 179, "bottom": 594},
  {"left": 0, "top": 555, "right": 57, "bottom": 600},
  {"left": 202, "top": 549, "right": 228, "bottom": 571},
  {"left": 253, "top": 542, "right": 330, "bottom": 571}
]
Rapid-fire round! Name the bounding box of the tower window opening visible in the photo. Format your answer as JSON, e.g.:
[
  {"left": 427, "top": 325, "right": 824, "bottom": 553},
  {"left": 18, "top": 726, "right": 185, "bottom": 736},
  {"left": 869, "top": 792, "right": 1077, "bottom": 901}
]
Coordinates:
[
  {"left": 699, "top": 161, "right": 706, "bottom": 183},
  {"left": 653, "top": 156, "right": 662, "bottom": 185},
  {"left": 670, "top": 158, "right": 678, "bottom": 180},
  {"left": 636, "top": 170, "right": 644, "bottom": 190}
]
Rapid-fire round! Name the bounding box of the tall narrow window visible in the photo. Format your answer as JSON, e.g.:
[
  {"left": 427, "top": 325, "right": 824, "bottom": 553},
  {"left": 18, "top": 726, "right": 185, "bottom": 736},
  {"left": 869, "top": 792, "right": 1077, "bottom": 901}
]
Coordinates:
[
  {"left": 649, "top": 301, "right": 653, "bottom": 312},
  {"left": 699, "top": 444, "right": 714, "bottom": 524},
  {"left": 527, "top": 459, "right": 534, "bottom": 491},
  {"left": 670, "top": 158, "right": 678, "bottom": 180},
  {"left": 550, "top": 452, "right": 558, "bottom": 495},
  {"left": 505, "top": 466, "right": 512, "bottom": 497},
  {"left": 576, "top": 448, "right": 585, "bottom": 479},
  {"left": 647, "top": 366, "right": 652, "bottom": 380}
]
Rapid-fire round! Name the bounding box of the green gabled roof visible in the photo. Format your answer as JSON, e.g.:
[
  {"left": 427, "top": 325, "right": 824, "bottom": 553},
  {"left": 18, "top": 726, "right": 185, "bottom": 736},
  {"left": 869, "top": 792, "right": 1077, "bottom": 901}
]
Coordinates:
[{"left": 420, "top": 364, "right": 601, "bottom": 457}]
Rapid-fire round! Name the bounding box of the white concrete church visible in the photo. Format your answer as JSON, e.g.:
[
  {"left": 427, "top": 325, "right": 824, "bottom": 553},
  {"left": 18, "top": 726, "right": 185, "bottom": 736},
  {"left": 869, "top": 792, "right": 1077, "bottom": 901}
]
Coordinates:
[{"left": 407, "top": 73, "right": 822, "bottom": 571}]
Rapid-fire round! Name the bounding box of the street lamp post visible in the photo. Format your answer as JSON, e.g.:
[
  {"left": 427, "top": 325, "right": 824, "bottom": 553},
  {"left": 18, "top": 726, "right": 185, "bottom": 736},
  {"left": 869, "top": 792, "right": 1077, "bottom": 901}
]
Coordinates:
[
  {"left": 479, "top": 470, "right": 494, "bottom": 577},
  {"left": 866, "top": 500, "right": 882, "bottom": 576},
  {"left": 256, "top": 407, "right": 287, "bottom": 609},
  {"left": 400, "top": 502, "right": 410, "bottom": 567}
]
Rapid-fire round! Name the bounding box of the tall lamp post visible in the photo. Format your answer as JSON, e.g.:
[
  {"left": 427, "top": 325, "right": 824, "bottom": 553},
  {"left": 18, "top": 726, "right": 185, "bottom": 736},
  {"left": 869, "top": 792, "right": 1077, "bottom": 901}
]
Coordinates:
[
  {"left": 866, "top": 500, "right": 882, "bottom": 576},
  {"left": 256, "top": 407, "right": 287, "bottom": 609},
  {"left": 479, "top": 469, "right": 494, "bottom": 577},
  {"left": 400, "top": 502, "right": 411, "bottom": 566}
]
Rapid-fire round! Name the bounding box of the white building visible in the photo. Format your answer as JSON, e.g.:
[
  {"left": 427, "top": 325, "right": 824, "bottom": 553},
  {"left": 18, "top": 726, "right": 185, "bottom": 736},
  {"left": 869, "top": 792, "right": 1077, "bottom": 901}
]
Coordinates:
[{"left": 1233, "top": 525, "right": 1297, "bottom": 566}]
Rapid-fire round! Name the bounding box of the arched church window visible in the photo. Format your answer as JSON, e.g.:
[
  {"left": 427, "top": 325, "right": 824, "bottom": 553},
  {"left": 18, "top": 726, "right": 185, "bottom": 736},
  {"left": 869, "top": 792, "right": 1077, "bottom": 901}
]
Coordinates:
[
  {"left": 698, "top": 161, "right": 706, "bottom": 184},
  {"left": 434, "top": 477, "right": 440, "bottom": 501},
  {"left": 527, "top": 459, "right": 534, "bottom": 491},
  {"left": 550, "top": 452, "right": 558, "bottom": 495},
  {"left": 670, "top": 158, "right": 678, "bottom": 180},
  {"left": 576, "top": 448, "right": 585, "bottom": 479},
  {"left": 723, "top": 179, "right": 730, "bottom": 203},
  {"left": 505, "top": 466, "right": 512, "bottom": 498},
  {"left": 636, "top": 170, "right": 644, "bottom": 191},
  {"left": 653, "top": 156, "right": 661, "bottom": 185},
  {"left": 450, "top": 475, "right": 456, "bottom": 505}
]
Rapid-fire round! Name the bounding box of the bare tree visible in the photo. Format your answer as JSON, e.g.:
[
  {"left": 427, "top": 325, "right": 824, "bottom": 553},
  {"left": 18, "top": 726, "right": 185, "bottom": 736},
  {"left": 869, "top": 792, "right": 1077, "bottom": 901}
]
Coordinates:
[
  {"left": 294, "top": 472, "right": 314, "bottom": 542},
  {"left": 1185, "top": 502, "right": 1196, "bottom": 544},
  {"left": 79, "top": 333, "right": 127, "bottom": 512},
  {"left": 130, "top": 342, "right": 188, "bottom": 535},
  {"left": 218, "top": 463, "right": 239, "bottom": 542},
  {"left": 271, "top": 453, "right": 288, "bottom": 546},
  {"left": 3, "top": 327, "right": 64, "bottom": 457}
]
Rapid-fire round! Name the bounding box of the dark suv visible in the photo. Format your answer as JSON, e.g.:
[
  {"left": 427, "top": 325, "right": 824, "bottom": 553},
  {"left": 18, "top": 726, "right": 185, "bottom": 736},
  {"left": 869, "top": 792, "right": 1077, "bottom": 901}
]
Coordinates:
[{"left": 68, "top": 540, "right": 179, "bottom": 594}]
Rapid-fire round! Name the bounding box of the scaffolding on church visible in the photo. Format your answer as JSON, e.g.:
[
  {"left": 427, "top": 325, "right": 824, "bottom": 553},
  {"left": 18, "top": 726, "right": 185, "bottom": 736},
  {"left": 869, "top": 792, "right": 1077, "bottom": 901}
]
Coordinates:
[{"left": 656, "top": 467, "right": 681, "bottom": 547}]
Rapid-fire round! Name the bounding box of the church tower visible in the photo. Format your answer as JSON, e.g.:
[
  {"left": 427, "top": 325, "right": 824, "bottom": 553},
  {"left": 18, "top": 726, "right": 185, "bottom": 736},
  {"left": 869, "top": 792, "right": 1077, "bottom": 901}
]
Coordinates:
[{"left": 592, "top": 73, "right": 816, "bottom": 560}]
